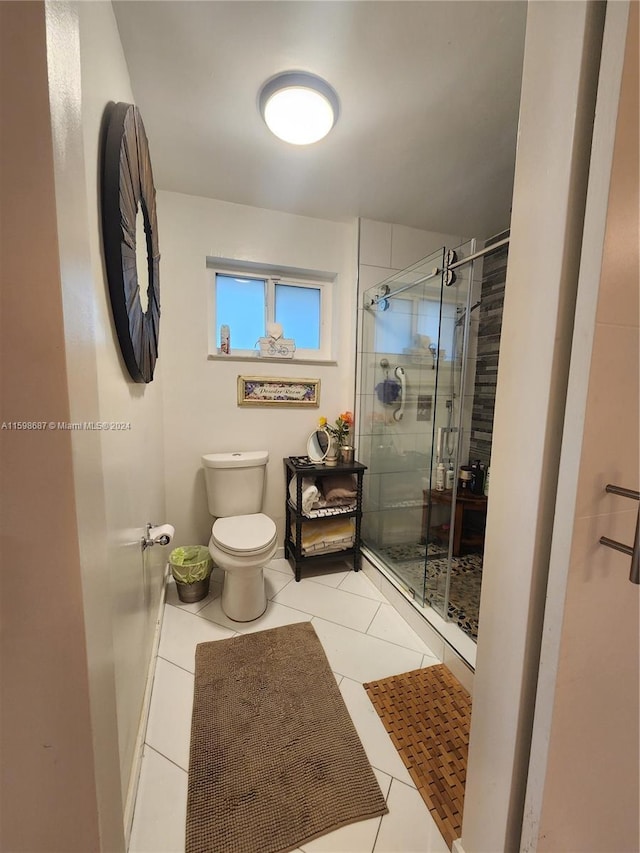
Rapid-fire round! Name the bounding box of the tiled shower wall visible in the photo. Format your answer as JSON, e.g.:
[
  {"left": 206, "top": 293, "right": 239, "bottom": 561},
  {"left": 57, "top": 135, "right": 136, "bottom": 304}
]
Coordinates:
[{"left": 468, "top": 233, "right": 509, "bottom": 465}]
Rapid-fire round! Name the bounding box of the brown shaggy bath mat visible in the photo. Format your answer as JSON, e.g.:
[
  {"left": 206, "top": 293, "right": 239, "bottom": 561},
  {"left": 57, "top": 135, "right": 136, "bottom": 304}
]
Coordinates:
[
  {"left": 364, "top": 663, "right": 471, "bottom": 850},
  {"left": 186, "top": 622, "right": 388, "bottom": 853}
]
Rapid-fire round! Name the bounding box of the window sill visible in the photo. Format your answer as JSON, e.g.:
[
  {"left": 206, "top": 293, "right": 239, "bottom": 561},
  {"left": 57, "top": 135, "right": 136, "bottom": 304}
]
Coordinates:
[{"left": 207, "top": 353, "right": 337, "bottom": 366}]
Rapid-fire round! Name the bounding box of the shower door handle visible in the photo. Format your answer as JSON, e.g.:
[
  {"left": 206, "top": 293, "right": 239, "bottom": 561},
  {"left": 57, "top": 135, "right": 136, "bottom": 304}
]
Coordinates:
[
  {"left": 393, "top": 366, "right": 406, "bottom": 421},
  {"left": 598, "top": 484, "right": 640, "bottom": 584}
]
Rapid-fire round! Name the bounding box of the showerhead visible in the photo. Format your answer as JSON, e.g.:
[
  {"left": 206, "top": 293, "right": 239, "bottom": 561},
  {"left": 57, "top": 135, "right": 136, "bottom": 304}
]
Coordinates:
[{"left": 428, "top": 343, "right": 437, "bottom": 369}]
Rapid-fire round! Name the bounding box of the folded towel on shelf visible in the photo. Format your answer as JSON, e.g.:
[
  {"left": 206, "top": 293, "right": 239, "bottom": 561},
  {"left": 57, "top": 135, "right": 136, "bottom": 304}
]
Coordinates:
[
  {"left": 306, "top": 500, "right": 357, "bottom": 517},
  {"left": 320, "top": 474, "right": 358, "bottom": 503},
  {"left": 322, "top": 494, "right": 357, "bottom": 508},
  {"left": 288, "top": 477, "right": 320, "bottom": 515},
  {"left": 291, "top": 517, "right": 355, "bottom": 555},
  {"left": 302, "top": 537, "right": 353, "bottom": 556}
]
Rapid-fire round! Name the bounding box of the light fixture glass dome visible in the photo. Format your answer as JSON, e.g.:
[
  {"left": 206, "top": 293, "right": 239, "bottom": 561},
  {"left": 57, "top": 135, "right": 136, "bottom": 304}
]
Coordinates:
[{"left": 259, "top": 71, "right": 339, "bottom": 146}]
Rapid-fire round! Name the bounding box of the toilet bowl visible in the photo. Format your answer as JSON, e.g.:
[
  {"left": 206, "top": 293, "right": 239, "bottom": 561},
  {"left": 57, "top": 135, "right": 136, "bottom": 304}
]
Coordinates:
[
  {"left": 207, "top": 512, "right": 277, "bottom": 621},
  {"left": 202, "top": 450, "right": 277, "bottom": 622}
]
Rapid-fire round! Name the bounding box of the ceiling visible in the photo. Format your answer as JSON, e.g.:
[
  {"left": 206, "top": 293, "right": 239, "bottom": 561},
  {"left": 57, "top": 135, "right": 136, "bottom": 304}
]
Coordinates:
[{"left": 113, "top": 1, "right": 527, "bottom": 239}]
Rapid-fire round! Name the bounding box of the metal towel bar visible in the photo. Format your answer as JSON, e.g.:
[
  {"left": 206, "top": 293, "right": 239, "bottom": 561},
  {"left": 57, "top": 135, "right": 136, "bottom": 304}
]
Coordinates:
[{"left": 599, "top": 484, "right": 640, "bottom": 584}]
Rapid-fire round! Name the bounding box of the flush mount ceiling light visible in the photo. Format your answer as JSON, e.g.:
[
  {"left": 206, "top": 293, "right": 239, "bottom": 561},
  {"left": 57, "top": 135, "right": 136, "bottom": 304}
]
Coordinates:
[{"left": 259, "top": 71, "right": 339, "bottom": 145}]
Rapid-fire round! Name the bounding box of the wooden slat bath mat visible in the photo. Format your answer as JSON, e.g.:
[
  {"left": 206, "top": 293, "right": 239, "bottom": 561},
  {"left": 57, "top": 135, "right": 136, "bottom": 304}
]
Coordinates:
[{"left": 363, "top": 663, "right": 471, "bottom": 850}]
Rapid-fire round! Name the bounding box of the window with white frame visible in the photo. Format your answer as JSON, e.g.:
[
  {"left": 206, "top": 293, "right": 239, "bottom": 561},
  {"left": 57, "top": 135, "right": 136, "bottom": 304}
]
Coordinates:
[
  {"left": 208, "top": 265, "right": 333, "bottom": 360},
  {"left": 374, "top": 295, "right": 455, "bottom": 361}
]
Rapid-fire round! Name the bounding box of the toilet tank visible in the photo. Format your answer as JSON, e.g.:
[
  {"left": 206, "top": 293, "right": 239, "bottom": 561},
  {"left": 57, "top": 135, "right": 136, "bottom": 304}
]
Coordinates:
[{"left": 202, "top": 450, "right": 269, "bottom": 518}]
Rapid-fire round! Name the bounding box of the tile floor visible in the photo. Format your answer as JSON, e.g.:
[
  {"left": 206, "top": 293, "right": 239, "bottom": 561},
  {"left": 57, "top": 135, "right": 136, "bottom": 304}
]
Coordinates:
[{"left": 129, "top": 558, "right": 450, "bottom": 853}]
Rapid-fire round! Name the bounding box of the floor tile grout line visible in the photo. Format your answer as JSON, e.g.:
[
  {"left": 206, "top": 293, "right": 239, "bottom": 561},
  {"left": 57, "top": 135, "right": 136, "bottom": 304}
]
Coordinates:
[
  {"left": 174, "top": 607, "right": 240, "bottom": 638},
  {"left": 264, "top": 560, "right": 296, "bottom": 576},
  {"left": 365, "top": 628, "right": 440, "bottom": 659},
  {"left": 142, "top": 742, "right": 189, "bottom": 776},
  {"left": 371, "top": 812, "right": 384, "bottom": 852},
  {"left": 266, "top": 576, "right": 294, "bottom": 600},
  {"left": 312, "top": 614, "right": 435, "bottom": 657},
  {"left": 157, "top": 653, "right": 196, "bottom": 678},
  {"left": 165, "top": 603, "right": 233, "bottom": 629},
  {"left": 166, "top": 601, "right": 436, "bottom": 664},
  {"left": 158, "top": 641, "right": 431, "bottom": 700},
  {"left": 336, "top": 573, "right": 388, "bottom": 602},
  {"left": 300, "top": 571, "right": 351, "bottom": 588},
  {"left": 371, "top": 766, "right": 393, "bottom": 799},
  {"left": 167, "top": 598, "right": 215, "bottom": 616},
  {"left": 272, "top": 579, "right": 390, "bottom": 612},
  {"left": 301, "top": 610, "right": 384, "bottom": 636},
  {"left": 363, "top": 600, "right": 383, "bottom": 634},
  {"left": 330, "top": 603, "right": 375, "bottom": 631},
  {"left": 172, "top": 568, "right": 426, "bottom": 645},
  {"left": 376, "top": 764, "right": 418, "bottom": 793},
  {"left": 314, "top": 651, "right": 414, "bottom": 699},
  {"left": 195, "top": 600, "right": 312, "bottom": 632}
]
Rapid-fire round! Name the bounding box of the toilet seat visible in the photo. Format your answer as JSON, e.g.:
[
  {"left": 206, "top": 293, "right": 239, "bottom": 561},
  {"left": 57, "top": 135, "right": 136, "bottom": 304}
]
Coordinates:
[{"left": 212, "top": 513, "right": 277, "bottom": 556}]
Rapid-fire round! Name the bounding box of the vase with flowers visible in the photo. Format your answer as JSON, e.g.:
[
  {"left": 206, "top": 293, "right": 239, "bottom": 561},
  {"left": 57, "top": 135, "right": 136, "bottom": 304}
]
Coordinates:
[{"left": 319, "top": 412, "right": 354, "bottom": 465}]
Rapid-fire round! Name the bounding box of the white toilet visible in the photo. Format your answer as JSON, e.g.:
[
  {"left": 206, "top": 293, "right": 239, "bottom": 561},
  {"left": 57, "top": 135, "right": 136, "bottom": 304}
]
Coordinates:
[{"left": 202, "top": 450, "right": 277, "bottom": 621}]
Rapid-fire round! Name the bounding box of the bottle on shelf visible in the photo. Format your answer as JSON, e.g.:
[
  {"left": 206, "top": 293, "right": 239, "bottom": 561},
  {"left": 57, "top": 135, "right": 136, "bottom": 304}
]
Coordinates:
[
  {"left": 471, "top": 459, "right": 485, "bottom": 495},
  {"left": 435, "top": 460, "right": 445, "bottom": 492},
  {"left": 459, "top": 465, "right": 473, "bottom": 490},
  {"left": 484, "top": 466, "right": 490, "bottom": 496},
  {"left": 445, "top": 462, "right": 455, "bottom": 490}
]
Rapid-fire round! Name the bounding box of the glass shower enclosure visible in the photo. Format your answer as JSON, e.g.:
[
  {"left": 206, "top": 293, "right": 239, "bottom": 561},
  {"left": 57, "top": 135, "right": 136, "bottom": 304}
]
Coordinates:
[{"left": 357, "top": 242, "right": 481, "bottom": 636}]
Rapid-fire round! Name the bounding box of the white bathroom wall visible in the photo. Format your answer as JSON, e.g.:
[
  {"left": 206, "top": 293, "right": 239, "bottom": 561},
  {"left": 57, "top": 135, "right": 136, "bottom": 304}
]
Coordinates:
[
  {"left": 358, "top": 218, "right": 465, "bottom": 293},
  {"left": 74, "top": 1, "right": 168, "bottom": 814},
  {"left": 461, "top": 3, "right": 611, "bottom": 849},
  {"left": 1, "top": 4, "right": 103, "bottom": 849},
  {"left": 2, "top": 2, "right": 166, "bottom": 848},
  {"left": 530, "top": 4, "right": 638, "bottom": 848},
  {"left": 158, "top": 190, "right": 358, "bottom": 547}
]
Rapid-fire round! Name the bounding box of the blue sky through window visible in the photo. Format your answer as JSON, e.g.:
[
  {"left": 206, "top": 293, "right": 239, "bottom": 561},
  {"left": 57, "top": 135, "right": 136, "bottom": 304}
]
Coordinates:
[
  {"left": 216, "top": 275, "right": 265, "bottom": 349},
  {"left": 275, "top": 284, "right": 320, "bottom": 349}
]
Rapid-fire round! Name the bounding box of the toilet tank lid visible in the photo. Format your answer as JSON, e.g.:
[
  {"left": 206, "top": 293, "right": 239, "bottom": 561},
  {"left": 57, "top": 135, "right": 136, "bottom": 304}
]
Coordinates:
[{"left": 202, "top": 450, "right": 269, "bottom": 469}]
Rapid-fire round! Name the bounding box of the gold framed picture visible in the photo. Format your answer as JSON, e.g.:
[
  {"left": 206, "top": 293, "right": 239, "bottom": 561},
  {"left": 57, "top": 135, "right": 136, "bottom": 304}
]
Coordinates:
[{"left": 237, "top": 376, "right": 320, "bottom": 408}]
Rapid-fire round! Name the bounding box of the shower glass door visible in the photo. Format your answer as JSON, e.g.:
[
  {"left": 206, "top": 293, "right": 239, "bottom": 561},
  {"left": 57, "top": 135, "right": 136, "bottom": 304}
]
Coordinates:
[{"left": 357, "top": 244, "right": 475, "bottom": 618}]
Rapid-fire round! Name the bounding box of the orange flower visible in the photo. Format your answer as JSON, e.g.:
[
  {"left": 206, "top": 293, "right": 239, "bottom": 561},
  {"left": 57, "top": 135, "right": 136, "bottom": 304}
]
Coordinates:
[{"left": 326, "top": 411, "right": 353, "bottom": 446}]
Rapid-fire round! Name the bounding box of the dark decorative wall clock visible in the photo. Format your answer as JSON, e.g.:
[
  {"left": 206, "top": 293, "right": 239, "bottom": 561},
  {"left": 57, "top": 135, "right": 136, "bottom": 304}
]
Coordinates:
[{"left": 101, "top": 102, "right": 160, "bottom": 383}]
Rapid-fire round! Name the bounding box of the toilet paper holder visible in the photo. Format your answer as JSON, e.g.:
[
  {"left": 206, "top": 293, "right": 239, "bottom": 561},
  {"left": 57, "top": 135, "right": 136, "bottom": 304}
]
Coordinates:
[{"left": 141, "top": 522, "right": 174, "bottom": 551}]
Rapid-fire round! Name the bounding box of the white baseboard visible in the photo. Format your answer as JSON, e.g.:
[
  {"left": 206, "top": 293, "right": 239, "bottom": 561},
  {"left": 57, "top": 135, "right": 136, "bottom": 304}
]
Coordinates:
[
  {"left": 452, "top": 839, "right": 466, "bottom": 853},
  {"left": 123, "top": 564, "right": 169, "bottom": 846}
]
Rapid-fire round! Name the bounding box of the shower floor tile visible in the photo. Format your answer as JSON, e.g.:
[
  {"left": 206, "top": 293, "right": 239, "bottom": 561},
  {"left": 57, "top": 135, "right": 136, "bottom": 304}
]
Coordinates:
[{"left": 376, "top": 543, "right": 483, "bottom": 642}]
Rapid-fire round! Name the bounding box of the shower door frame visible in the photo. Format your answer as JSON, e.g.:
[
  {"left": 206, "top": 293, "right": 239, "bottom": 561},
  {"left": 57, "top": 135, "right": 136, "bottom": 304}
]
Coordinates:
[{"left": 356, "top": 243, "right": 477, "bottom": 622}]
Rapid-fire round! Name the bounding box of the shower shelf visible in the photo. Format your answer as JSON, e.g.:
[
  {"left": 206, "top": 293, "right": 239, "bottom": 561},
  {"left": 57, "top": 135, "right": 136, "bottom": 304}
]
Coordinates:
[
  {"left": 284, "top": 457, "right": 367, "bottom": 582},
  {"left": 423, "top": 488, "right": 487, "bottom": 557}
]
